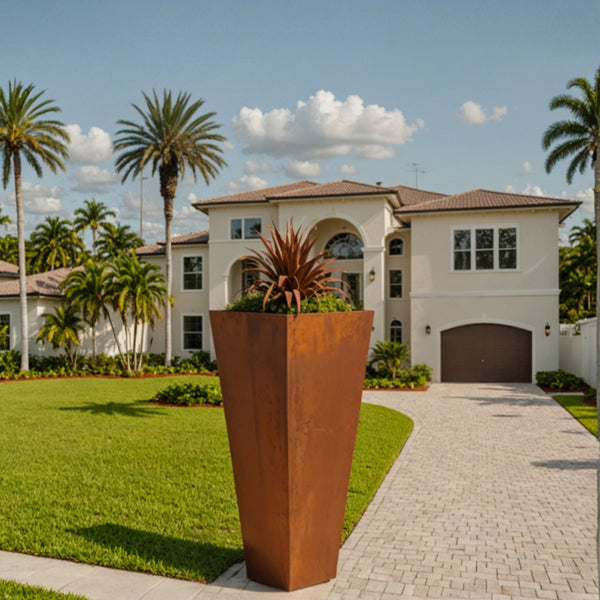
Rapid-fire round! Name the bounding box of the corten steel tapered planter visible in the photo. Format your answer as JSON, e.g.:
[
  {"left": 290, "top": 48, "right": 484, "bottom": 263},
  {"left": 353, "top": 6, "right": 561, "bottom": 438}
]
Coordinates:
[{"left": 210, "top": 309, "right": 373, "bottom": 591}]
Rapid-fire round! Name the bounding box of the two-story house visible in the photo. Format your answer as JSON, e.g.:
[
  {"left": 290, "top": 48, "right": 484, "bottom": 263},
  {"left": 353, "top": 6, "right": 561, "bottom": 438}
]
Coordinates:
[{"left": 137, "top": 179, "right": 579, "bottom": 383}]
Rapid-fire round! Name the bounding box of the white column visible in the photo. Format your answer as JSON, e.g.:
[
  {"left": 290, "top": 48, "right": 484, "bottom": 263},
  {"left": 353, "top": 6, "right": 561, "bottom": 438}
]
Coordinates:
[{"left": 362, "top": 246, "right": 385, "bottom": 347}]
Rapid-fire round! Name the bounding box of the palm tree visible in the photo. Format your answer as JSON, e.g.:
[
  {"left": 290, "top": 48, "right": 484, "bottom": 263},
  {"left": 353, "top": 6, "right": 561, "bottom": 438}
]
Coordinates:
[
  {"left": 0, "top": 207, "right": 10, "bottom": 227},
  {"left": 0, "top": 234, "right": 18, "bottom": 264},
  {"left": 74, "top": 198, "right": 116, "bottom": 256},
  {"left": 29, "top": 216, "right": 85, "bottom": 273},
  {"left": 368, "top": 340, "right": 410, "bottom": 380},
  {"left": 96, "top": 222, "right": 143, "bottom": 261},
  {"left": 114, "top": 89, "right": 226, "bottom": 365},
  {"left": 0, "top": 80, "right": 70, "bottom": 370},
  {"left": 542, "top": 67, "right": 600, "bottom": 590},
  {"left": 36, "top": 304, "right": 82, "bottom": 369},
  {"left": 108, "top": 251, "right": 168, "bottom": 372}
]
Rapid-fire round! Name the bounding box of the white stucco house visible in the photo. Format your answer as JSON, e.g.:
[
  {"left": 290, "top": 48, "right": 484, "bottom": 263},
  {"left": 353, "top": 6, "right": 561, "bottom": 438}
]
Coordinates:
[
  {"left": 0, "top": 179, "right": 580, "bottom": 382},
  {"left": 135, "top": 179, "right": 579, "bottom": 383}
]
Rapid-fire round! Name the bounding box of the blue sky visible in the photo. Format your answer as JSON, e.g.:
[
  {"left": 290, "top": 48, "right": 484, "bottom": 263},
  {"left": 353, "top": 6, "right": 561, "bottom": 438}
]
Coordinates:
[{"left": 0, "top": 0, "right": 598, "bottom": 243}]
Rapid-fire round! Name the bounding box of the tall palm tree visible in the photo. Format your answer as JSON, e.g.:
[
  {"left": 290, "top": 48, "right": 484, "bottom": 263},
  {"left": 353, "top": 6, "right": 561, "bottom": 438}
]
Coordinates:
[
  {"left": 0, "top": 234, "right": 18, "bottom": 264},
  {"left": 29, "top": 216, "right": 85, "bottom": 272},
  {"left": 36, "top": 304, "right": 82, "bottom": 369},
  {"left": 113, "top": 89, "right": 226, "bottom": 365},
  {"left": 74, "top": 198, "right": 116, "bottom": 256},
  {"left": 542, "top": 67, "right": 600, "bottom": 590},
  {"left": 0, "top": 80, "right": 70, "bottom": 370}
]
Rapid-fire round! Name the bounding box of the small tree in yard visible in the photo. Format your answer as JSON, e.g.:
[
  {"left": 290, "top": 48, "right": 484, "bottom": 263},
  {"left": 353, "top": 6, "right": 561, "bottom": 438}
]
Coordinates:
[
  {"left": 36, "top": 304, "right": 83, "bottom": 369},
  {"left": 368, "top": 340, "right": 410, "bottom": 379}
]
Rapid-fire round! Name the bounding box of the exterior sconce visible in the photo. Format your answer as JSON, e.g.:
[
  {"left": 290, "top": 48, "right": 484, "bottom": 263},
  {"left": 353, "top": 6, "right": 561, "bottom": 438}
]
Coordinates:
[
  {"left": 425, "top": 324, "right": 431, "bottom": 335},
  {"left": 545, "top": 323, "right": 551, "bottom": 336},
  {"left": 369, "top": 268, "right": 376, "bottom": 282}
]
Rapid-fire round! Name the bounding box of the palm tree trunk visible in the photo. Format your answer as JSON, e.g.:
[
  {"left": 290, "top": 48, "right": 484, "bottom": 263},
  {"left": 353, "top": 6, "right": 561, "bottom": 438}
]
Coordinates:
[
  {"left": 103, "top": 308, "right": 126, "bottom": 369},
  {"left": 13, "top": 152, "right": 29, "bottom": 371},
  {"left": 164, "top": 211, "right": 173, "bottom": 367},
  {"left": 594, "top": 147, "right": 600, "bottom": 594}
]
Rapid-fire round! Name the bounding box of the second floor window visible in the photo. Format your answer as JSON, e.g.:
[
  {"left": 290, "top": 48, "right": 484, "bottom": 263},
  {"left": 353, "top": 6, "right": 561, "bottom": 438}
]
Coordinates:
[
  {"left": 231, "top": 218, "right": 262, "bottom": 240},
  {"left": 389, "top": 270, "right": 403, "bottom": 298},
  {"left": 453, "top": 227, "right": 517, "bottom": 271},
  {"left": 183, "top": 256, "right": 203, "bottom": 290}
]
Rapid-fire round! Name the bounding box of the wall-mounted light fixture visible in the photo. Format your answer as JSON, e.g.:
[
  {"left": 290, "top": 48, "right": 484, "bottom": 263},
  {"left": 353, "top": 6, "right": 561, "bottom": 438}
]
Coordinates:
[
  {"left": 369, "top": 268, "right": 376, "bottom": 282},
  {"left": 425, "top": 324, "right": 431, "bottom": 335},
  {"left": 545, "top": 323, "right": 551, "bottom": 336}
]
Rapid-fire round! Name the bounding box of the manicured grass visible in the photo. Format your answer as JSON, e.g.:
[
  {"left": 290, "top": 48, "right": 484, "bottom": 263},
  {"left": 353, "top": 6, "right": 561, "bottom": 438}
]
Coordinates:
[
  {"left": 0, "top": 580, "right": 86, "bottom": 600},
  {"left": 553, "top": 395, "right": 598, "bottom": 436},
  {"left": 0, "top": 377, "right": 412, "bottom": 582}
]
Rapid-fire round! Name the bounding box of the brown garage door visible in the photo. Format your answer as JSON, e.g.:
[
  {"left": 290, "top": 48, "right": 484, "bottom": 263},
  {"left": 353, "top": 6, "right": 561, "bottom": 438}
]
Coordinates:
[{"left": 441, "top": 324, "right": 532, "bottom": 383}]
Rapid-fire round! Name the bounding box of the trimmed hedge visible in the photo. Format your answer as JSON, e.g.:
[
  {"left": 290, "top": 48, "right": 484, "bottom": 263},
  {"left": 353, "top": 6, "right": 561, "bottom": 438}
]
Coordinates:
[
  {"left": 535, "top": 369, "right": 587, "bottom": 390},
  {"left": 150, "top": 381, "right": 223, "bottom": 406}
]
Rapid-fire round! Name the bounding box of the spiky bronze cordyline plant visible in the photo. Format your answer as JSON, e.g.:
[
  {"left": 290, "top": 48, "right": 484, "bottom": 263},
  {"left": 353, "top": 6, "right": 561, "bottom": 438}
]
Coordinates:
[{"left": 245, "top": 221, "right": 351, "bottom": 313}]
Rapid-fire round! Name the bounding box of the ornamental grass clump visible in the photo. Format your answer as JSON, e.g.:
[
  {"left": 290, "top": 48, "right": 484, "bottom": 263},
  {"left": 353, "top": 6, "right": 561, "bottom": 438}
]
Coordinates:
[{"left": 239, "top": 221, "right": 351, "bottom": 313}]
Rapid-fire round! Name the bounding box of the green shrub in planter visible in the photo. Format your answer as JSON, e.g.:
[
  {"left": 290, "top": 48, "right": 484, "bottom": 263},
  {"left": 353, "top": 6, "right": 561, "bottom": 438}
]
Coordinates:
[{"left": 150, "top": 382, "right": 223, "bottom": 406}]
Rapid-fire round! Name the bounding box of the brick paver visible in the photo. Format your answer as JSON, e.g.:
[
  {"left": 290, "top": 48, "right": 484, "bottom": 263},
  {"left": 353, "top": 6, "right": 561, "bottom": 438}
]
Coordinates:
[{"left": 1, "top": 384, "right": 597, "bottom": 599}]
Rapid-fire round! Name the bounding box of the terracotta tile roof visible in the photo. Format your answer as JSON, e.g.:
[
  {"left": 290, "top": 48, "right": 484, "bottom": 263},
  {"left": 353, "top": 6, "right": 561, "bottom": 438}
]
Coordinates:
[
  {"left": 137, "top": 230, "right": 209, "bottom": 256},
  {"left": 0, "top": 260, "right": 18, "bottom": 277},
  {"left": 395, "top": 188, "right": 580, "bottom": 219},
  {"left": 391, "top": 184, "right": 448, "bottom": 206},
  {"left": 193, "top": 181, "right": 318, "bottom": 207},
  {"left": 0, "top": 267, "right": 75, "bottom": 298},
  {"left": 268, "top": 179, "right": 396, "bottom": 199}
]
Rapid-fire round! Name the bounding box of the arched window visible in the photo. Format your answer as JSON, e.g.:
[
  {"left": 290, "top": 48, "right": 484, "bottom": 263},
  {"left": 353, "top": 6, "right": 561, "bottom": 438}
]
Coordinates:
[
  {"left": 390, "top": 319, "right": 402, "bottom": 343},
  {"left": 389, "top": 238, "right": 404, "bottom": 255},
  {"left": 325, "top": 233, "right": 363, "bottom": 259}
]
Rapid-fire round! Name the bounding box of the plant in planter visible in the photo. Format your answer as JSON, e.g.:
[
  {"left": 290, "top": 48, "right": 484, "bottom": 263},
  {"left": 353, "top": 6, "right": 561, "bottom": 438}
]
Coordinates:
[{"left": 210, "top": 222, "right": 374, "bottom": 591}]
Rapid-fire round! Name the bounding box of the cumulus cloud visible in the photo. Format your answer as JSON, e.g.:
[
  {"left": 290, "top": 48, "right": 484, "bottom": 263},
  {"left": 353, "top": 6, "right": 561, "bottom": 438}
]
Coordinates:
[
  {"left": 505, "top": 184, "right": 545, "bottom": 196},
  {"left": 72, "top": 166, "right": 119, "bottom": 193},
  {"left": 283, "top": 160, "right": 323, "bottom": 179},
  {"left": 233, "top": 90, "right": 422, "bottom": 160},
  {"left": 519, "top": 161, "right": 534, "bottom": 175},
  {"left": 24, "top": 197, "right": 62, "bottom": 214},
  {"left": 66, "top": 124, "right": 113, "bottom": 163},
  {"left": 244, "top": 159, "right": 272, "bottom": 174},
  {"left": 338, "top": 164, "right": 357, "bottom": 175},
  {"left": 226, "top": 175, "right": 269, "bottom": 193},
  {"left": 565, "top": 187, "right": 594, "bottom": 214},
  {"left": 457, "top": 101, "right": 508, "bottom": 125}
]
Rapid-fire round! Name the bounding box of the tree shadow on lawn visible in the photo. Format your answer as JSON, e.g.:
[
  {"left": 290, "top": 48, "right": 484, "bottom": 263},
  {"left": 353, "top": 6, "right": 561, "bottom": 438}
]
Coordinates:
[
  {"left": 71, "top": 522, "right": 243, "bottom": 582},
  {"left": 59, "top": 401, "right": 166, "bottom": 417}
]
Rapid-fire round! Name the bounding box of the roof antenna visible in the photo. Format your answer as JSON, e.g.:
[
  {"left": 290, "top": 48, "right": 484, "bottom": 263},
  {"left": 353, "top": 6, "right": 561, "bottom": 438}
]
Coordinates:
[{"left": 406, "top": 162, "right": 427, "bottom": 189}]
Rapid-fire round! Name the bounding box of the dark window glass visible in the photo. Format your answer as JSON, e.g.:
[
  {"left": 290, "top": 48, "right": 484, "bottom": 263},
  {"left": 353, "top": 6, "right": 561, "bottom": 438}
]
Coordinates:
[
  {"left": 454, "top": 230, "right": 471, "bottom": 270},
  {"left": 245, "top": 218, "right": 261, "bottom": 239},
  {"left": 499, "top": 228, "right": 517, "bottom": 269},
  {"left": 389, "top": 270, "right": 403, "bottom": 298},
  {"left": 183, "top": 315, "right": 203, "bottom": 350},
  {"left": 389, "top": 238, "right": 404, "bottom": 255},
  {"left": 231, "top": 219, "right": 242, "bottom": 240},
  {"left": 242, "top": 259, "right": 259, "bottom": 294},
  {"left": 342, "top": 272, "right": 361, "bottom": 303},
  {"left": 390, "top": 319, "right": 402, "bottom": 343},
  {"left": 183, "top": 256, "right": 203, "bottom": 290},
  {"left": 475, "top": 229, "right": 494, "bottom": 270},
  {"left": 326, "top": 233, "right": 363, "bottom": 259}
]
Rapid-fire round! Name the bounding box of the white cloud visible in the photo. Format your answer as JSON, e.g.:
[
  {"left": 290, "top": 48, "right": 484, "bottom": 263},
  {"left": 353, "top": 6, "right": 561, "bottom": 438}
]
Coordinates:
[
  {"left": 457, "top": 101, "right": 508, "bottom": 125},
  {"left": 20, "top": 182, "right": 66, "bottom": 200},
  {"left": 226, "top": 175, "right": 269, "bottom": 193},
  {"left": 338, "top": 164, "right": 357, "bottom": 175},
  {"left": 283, "top": 160, "right": 323, "bottom": 179},
  {"left": 505, "top": 183, "right": 545, "bottom": 196},
  {"left": 566, "top": 187, "right": 594, "bottom": 214},
  {"left": 519, "top": 161, "right": 534, "bottom": 175},
  {"left": 223, "top": 140, "right": 235, "bottom": 150},
  {"left": 24, "top": 197, "right": 62, "bottom": 214},
  {"left": 233, "top": 90, "right": 421, "bottom": 160},
  {"left": 244, "top": 159, "right": 272, "bottom": 174},
  {"left": 66, "top": 124, "right": 113, "bottom": 164},
  {"left": 187, "top": 193, "right": 197, "bottom": 202},
  {"left": 72, "top": 166, "right": 119, "bottom": 193}
]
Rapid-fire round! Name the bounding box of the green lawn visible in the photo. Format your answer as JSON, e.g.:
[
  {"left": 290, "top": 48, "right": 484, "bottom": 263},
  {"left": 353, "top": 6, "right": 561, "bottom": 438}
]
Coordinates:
[
  {"left": 553, "top": 395, "right": 598, "bottom": 436},
  {"left": 0, "top": 376, "right": 412, "bottom": 582},
  {"left": 0, "top": 580, "right": 86, "bottom": 600}
]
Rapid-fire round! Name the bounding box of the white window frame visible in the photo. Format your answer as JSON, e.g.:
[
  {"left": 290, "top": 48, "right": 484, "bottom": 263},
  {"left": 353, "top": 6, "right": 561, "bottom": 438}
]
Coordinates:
[
  {"left": 390, "top": 319, "right": 402, "bottom": 343},
  {"left": 230, "top": 217, "right": 262, "bottom": 240},
  {"left": 389, "top": 269, "right": 403, "bottom": 299},
  {"left": 182, "top": 255, "right": 203, "bottom": 292},
  {"left": 451, "top": 225, "right": 518, "bottom": 272},
  {"left": 182, "top": 314, "right": 203, "bottom": 351}
]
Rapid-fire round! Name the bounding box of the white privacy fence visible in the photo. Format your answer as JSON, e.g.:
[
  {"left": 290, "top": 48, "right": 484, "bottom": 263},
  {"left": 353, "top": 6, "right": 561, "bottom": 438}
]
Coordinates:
[{"left": 559, "top": 317, "right": 596, "bottom": 386}]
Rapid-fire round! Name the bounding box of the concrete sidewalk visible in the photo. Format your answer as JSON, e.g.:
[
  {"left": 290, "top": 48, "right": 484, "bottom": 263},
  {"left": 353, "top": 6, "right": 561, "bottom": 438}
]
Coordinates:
[{"left": 1, "top": 384, "right": 598, "bottom": 599}]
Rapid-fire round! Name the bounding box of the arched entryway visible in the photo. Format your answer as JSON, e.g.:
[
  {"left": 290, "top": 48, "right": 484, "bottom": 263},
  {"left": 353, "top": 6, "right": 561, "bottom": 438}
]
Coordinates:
[{"left": 441, "top": 323, "right": 532, "bottom": 382}]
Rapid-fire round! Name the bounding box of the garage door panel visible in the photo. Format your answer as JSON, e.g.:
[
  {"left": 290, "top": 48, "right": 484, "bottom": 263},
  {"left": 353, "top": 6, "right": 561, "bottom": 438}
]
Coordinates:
[{"left": 441, "top": 324, "right": 531, "bottom": 383}]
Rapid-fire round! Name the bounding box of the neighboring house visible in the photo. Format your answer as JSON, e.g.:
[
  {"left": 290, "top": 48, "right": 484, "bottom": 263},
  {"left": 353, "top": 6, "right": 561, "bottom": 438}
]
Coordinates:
[
  {"left": 0, "top": 259, "right": 18, "bottom": 282},
  {"left": 137, "top": 179, "right": 579, "bottom": 383},
  {"left": 0, "top": 267, "right": 128, "bottom": 357}
]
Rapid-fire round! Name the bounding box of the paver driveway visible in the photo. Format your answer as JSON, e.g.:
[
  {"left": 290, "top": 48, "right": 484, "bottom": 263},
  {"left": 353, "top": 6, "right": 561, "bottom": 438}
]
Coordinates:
[{"left": 1, "top": 383, "right": 597, "bottom": 599}]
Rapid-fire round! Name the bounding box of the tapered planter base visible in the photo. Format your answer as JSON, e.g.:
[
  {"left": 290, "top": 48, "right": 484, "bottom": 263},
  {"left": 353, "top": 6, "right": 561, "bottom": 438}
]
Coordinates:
[{"left": 210, "top": 310, "right": 373, "bottom": 591}]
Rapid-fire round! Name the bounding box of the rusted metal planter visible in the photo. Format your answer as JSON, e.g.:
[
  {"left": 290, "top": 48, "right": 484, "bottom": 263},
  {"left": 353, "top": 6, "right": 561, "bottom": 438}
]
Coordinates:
[{"left": 210, "top": 310, "right": 374, "bottom": 591}]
